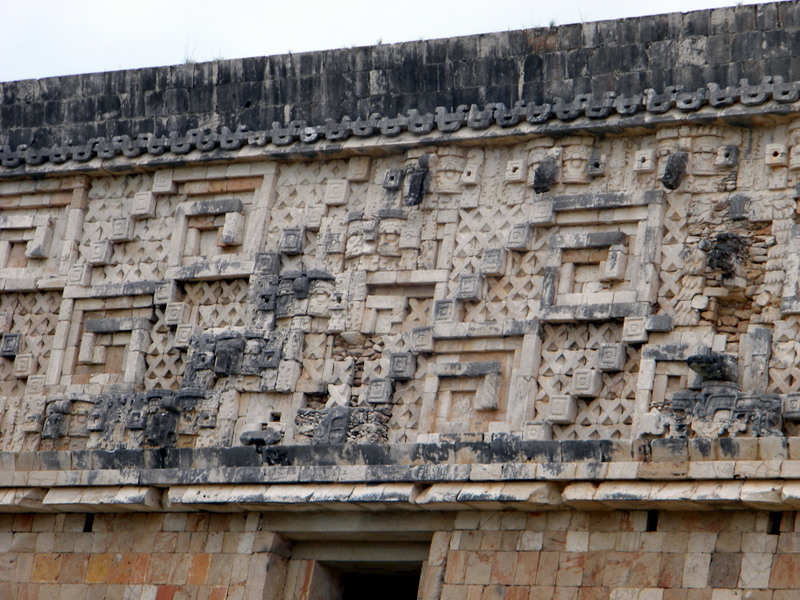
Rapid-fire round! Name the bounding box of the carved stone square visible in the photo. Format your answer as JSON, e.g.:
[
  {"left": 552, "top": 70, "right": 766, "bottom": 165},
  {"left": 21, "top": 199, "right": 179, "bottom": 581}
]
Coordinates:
[
  {"left": 411, "top": 327, "right": 434, "bottom": 353},
  {"left": 456, "top": 274, "right": 483, "bottom": 301},
  {"left": 174, "top": 324, "right": 197, "bottom": 349},
  {"left": 88, "top": 240, "right": 114, "bottom": 265},
  {"left": 433, "top": 299, "right": 462, "bottom": 323},
  {"left": 131, "top": 191, "right": 157, "bottom": 219},
  {"left": 766, "top": 143, "right": 789, "bottom": 167},
  {"left": 461, "top": 162, "right": 481, "bottom": 185},
  {"left": 506, "top": 223, "right": 532, "bottom": 250},
  {"left": 504, "top": 159, "right": 527, "bottom": 182},
  {"left": 13, "top": 353, "right": 35, "bottom": 378},
  {"left": 164, "top": 302, "right": 187, "bottom": 327},
  {"left": 367, "top": 379, "right": 394, "bottom": 403},
  {"left": 279, "top": 228, "right": 304, "bottom": 255},
  {"left": 110, "top": 216, "right": 134, "bottom": 242},
  {"left": 388, "top": 352, "right": 416, "bottom": 381},
  {"left": 219, "top": 212, "right": 245, "bottom": 246},
  {"left": 480, "top": 249, "right": 507, "bottom": 276},
  {"left": 152, "top": 170, "right": 177, "bottom": 194},
  {"left": 154, "top": 280, "right": 178, "bottom": 305},
  {"left": 347, "top": 156, "right": 371, "bottom": 182},
  {"left": 548, "top": 395, "right": 577, "bottom": 424},
  {"left": 622, "top": 316, "right": 649, "bottom": 343},
  {"left": 530, "top": 200, "right": 554, "bottom": 225},
  {"left": 633, "top": 149, "right": 655, "bottom": 172},
  {"left": 0, "top": 333, "right": 21, "bottom": 357},
  {"left": 598, "top": 344, "right": 627, "bottom": 372},
  {"left": 571, "top": 369, "right": 602, "bottom": 397},
  {"left": 67, "top": 264, "right": 91, "bottom": 287},
  {"left": 383, "top": 169, "right": 404, "bottom": 190},
  {"left": 324, "top": 179, "right": 350, "bottom": 205}
]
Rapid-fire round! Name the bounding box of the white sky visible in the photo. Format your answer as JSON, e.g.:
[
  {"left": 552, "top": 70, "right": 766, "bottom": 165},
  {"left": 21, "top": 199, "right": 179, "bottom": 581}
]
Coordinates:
[{"left": 0, "top": 0, "right": 773, "bottom": 83}]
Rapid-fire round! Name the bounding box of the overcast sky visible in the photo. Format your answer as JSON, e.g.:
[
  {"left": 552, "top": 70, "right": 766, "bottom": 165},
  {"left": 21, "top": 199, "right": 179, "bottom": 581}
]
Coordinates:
[{"left": 0, "top": 0, "right": 772, "bottom": 83}]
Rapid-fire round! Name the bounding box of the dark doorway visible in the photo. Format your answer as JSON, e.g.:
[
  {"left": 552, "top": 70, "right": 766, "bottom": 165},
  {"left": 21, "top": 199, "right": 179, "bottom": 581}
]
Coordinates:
[{"left": 332, "top": 564, "right": 422, "bottom": 600}]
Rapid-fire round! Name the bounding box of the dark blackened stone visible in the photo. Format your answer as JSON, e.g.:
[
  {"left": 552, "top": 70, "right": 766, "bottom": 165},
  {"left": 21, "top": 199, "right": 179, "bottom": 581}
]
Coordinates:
[
  {"left": 561, "top": 440, "right": 608, "bottom": 462},
  {"left": 240, "top": 429, "right": 282, "bottom": 447},
  {"left": 316, "top": 406, "right": 352, "bottom": 445},
  {"left": 707, "top": 233, "right": 747, "bottom": 274},
  {"left": 213, "top": 334, "right": 244, "bottom": 376},
  {"left": 144, "top": 411, "right": 178, "bottom": 448},
  {"left": 650, "top": 438, "right": 688, "bottom": 459},
  {"left": 718, "top": 437, "right": 741, "bottom": 458},
  {"left": 218, "top": 447, "right": 263, "bottom": 467},
  {"left": 687, "top": 353, "right": 738, "bottom": 382},
  {"left": 661, "top": 151, "right": 688, "bottom": 190},
  {"left": 488, "top": 439, "right": 521, "bottom": 462},
  {"left": 532, "top": 157, "right": 558, "bottom": 193},
  {"left": 262, "top": 446, "right": 291, "bottom": 466},
  {"left": 404, "top": 164, "right": 428, "bottom": 206},
  {"left": 111, "top": 449, "right": 146, "bottom": 469},
  {"left": 520, "top": 441, "right": 561, "bottom": 463}
]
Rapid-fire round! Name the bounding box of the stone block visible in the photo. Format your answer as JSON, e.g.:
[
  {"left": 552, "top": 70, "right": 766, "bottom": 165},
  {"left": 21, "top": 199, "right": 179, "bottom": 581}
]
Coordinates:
[
  {"left": 219, "top": 211, "right": 245, "bottom": 246},
  {"left": 634, "top": 149, "right": 656, "bottom": 172},
  {"left": 480, "top": 249, "right": 506, "bottom": 276},
  {"left": 25, "top": 223, "right": 53, "bottom": 258},
  {"left": 367, "top": 379, "right": 394, "bottom": 404},
  {"left": 67, "top": 263, "right": 91, "bottom": 287},
  {"left": 461, "top": 162, "right": 481, "bottom": 185},
  {"left": 766, "top": 143, "right": 789, "bottom": 166},
  {"left": 383, "top": 169, "right": 404, "bottom": 190},
  {"left": 130, "top": 191, "right": 156, "bottom": 219},
  {"left": 88, "top": 240, "right": 114, "bottom": 265},
  {"left": 622, "top": 316, "right": 648, "bottom": 343},
  {"left": 324, "top": 179, "right": 350, "bottom": 205},
  {"left": 152, "top": 169, "right": 177, "bottom": 194},
  {"left": 347, "top": 156, "right": 371, "bottom": 182},
  {"left": 110, "top": 216, "right": 134, "bottom": 242},
  {"left": 173, "top": 324, "right": 197, "bottom": 349},
  {"left": 547, "top": 395, "right": 577, "bottom": 424},
  {"left": 531, "top": 199, "right": 554, "bottom": 224},
  {"left": 456, "top": 274, "right": 483, "bottom": 301},
  {"left": 164, "top": 302, "right": 187, "bottom": 326},
  {"left": 434, "top": 299, "right": 462, "bottom": 323},
  {"left": 389, "top": 352, "right": 416, "bottom": 380},
  {"left": 506, "top": 223, "right": 532, "bottom": 250},
  {"left": 504, "top": 159, "right": 527, "bottom": 182},
  {"left": 570, "top": 369, "right": 602, "bottom": 397},
  {"left": 13, "top": 353, "right": 35, "bottom": 378},
  {"left": 0, "top": 333, "right": 21, "bottom": 358},
  {"left": 153, "top": 280, "right": 178, "bottom": 305},
  {"left": 411, "top": 327, "right": 434, "bottom": 353},
  {"left": 598, "top": 344, "right": 627, "bottom": 371},
  {"left": 279, "top": 228, "right": 304, "bottom": 255}
]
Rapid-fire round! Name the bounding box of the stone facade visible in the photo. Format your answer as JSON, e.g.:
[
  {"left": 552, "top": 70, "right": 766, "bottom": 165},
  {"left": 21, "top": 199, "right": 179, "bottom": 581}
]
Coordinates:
[{"left": 2, "top": 2, "right": 800, "bottom": 599}]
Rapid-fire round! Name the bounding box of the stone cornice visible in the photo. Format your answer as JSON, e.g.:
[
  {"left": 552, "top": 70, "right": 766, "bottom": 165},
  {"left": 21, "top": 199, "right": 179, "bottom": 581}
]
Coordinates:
[{"left": 1, "top": 76, "right": 798, "bottom": 176}]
